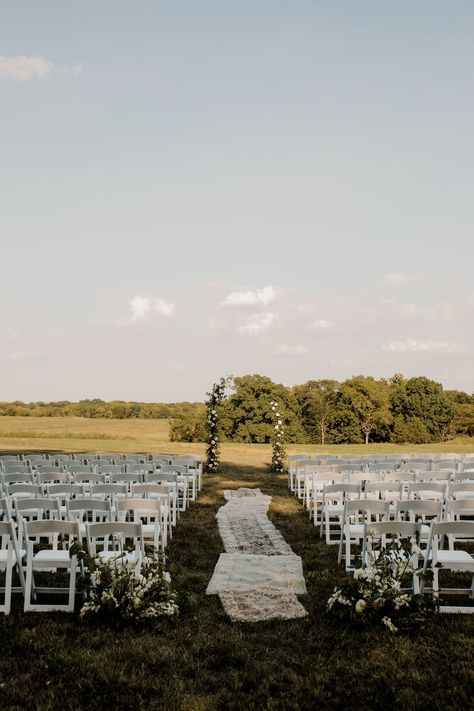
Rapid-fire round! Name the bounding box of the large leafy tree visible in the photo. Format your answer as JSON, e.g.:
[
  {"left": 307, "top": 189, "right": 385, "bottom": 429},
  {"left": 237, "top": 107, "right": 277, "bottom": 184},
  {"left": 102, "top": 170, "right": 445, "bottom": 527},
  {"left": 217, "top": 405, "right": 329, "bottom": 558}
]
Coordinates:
[
  {"left": 391, "top": 376, "right": 453, "bottom": 442},
  {"left": 338, "top": 376, "right": 392, "bottom": 445},
  {"left": 293, "top": 379, "right": 339, "bottom": 444},
  {"left": 221, "top": 374, "right": 304, "bottom": 443}
]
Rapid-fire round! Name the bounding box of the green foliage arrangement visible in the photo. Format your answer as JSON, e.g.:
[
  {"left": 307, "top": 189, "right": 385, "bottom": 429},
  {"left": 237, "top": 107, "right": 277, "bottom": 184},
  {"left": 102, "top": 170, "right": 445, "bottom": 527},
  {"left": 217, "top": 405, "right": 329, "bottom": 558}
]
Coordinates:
[
  {"left": 71, "top": 543, "right": 178, "bottom": 626},
  {"left": 326, "top": 535, "right": 436, "bottom": 633},
  {"left": 205, "top": 376, "right": 233, "bottom": 472},
  {"left": 269, "top": 399, "right": 286, "bottom": 472}
]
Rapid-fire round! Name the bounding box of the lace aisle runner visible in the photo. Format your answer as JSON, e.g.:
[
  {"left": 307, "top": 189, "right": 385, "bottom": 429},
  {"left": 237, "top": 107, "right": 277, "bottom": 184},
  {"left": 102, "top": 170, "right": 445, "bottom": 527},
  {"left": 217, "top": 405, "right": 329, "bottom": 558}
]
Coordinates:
[{"left": 207, "top": 488, "right": 307, "bottom": 622}]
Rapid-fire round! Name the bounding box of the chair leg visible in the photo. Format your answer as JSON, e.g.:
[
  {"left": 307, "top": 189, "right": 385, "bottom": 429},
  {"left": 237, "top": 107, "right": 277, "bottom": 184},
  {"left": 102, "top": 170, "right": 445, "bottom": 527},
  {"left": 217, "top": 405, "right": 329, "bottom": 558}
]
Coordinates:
[{"left": 24, "top": 543, "right": 34, "bottom": 612}]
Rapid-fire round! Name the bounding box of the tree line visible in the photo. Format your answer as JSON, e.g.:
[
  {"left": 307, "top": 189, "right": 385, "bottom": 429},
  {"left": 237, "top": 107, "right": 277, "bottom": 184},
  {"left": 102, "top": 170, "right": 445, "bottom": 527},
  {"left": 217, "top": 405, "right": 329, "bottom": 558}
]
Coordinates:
[
  {"left": 2, "top": 373, "right": 473, "bottom": 444},
  {"left": 0, "top": 399, "right": 201, "bottom": 420},
  {"left": 169, "top": 374, "right": 474, "bottom": 445}
]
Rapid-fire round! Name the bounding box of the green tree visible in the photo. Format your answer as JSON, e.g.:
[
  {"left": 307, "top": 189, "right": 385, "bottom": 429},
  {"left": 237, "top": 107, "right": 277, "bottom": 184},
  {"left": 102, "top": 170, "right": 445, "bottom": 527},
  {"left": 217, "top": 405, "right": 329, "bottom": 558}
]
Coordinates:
[
  {"left": 338, "top": 376, "right": 392, "bottom": 444},
  {"left": 293, "top": 379, "right": 339, "bottom": 444},
  {"left": 391, "top": 376, "right": 453, "bottom": 442},
  {"left": 169, "top": 406, "right": 207, "bottom": 442},
  {"left": 221, "top": 374, "right": 304, "bottom": 443}
]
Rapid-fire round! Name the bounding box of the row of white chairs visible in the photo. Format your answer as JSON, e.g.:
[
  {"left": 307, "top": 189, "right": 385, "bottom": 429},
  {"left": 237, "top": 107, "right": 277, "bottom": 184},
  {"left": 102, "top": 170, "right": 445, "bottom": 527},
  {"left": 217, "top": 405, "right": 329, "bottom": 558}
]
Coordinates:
[
  {"left": 0, "top": 452, "right": 203, "bottom": 474},
  {"left": 0, "top": 495, "right": 158, "bottom": 614},
  {"left": 300, "top": 469, "right": 474, "bottom": 510},
  {"left": 288, "top": 454, "right": 474, "bottom": 492},
  {"left": 1, "top": 464, "right": 202, "bottom": 505},
  {"left": 0, "top": 464, "right": 203, "bottom": 615}
]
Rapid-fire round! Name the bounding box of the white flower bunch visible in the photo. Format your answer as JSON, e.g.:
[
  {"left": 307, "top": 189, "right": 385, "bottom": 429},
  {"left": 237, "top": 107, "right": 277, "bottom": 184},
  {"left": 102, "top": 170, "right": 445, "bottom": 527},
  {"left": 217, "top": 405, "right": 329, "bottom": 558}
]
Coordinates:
[
  {"left": 79, "top": 548, "right": 178, "bottom": 625},
  {"left": 326, "top": 534, "right": 436, "bottom": 632}
]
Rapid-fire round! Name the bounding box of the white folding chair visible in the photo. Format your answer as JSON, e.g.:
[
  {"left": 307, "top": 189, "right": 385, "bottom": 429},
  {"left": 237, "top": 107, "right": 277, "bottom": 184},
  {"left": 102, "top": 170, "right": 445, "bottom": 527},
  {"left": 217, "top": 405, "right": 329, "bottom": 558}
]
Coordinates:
[
  {"left": 321, "top": 483, "right": 361, "bottom": 544},
  {"left": 338, "top": 499, "right": 390, "bottom": 571},
  {"left": 66, "top": 499, "right": 113, "bottom": 539},
  {"left": 116, "top": 498, "right": 165, "bottom": 552},
  {"left": 24, "top": 520, "right": 80, "bottom": 612},
  {"left": 362, "top": 521, "right": 423, "bottom": 594},
  {"left": 132, "top": 483, "right": 172, "bottom": 543},
  {"left": 86, "top": 521, "right": 145, "bottom": 564},
  {"left": 421, "top": 521, "right": 474, "bottom": 612}
]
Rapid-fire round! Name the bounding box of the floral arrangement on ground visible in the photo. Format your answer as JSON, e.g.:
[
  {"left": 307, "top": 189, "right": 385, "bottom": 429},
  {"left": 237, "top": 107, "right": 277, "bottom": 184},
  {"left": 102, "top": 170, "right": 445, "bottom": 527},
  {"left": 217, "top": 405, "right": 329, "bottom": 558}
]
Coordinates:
[
  {"left": 70, "top": 542, "right": 179, "bottom": 626},
  {"left": 326, "top": 534, "right": 437, "bottom": 633}
]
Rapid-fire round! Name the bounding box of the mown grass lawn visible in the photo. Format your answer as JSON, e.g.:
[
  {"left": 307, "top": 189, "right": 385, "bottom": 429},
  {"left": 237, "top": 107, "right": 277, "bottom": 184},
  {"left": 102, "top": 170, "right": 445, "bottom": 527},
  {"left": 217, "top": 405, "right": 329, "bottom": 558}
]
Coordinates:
[{"left": 1, "top": 447, "right": 474, "bottom": 710}]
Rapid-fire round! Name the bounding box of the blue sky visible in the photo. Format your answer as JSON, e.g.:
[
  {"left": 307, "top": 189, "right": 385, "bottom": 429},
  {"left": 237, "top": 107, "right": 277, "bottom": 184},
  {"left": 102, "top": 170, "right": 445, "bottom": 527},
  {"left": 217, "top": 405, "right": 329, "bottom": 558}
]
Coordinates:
[{"left": 1, "top": 2, "right": 473, "bottom": 401}]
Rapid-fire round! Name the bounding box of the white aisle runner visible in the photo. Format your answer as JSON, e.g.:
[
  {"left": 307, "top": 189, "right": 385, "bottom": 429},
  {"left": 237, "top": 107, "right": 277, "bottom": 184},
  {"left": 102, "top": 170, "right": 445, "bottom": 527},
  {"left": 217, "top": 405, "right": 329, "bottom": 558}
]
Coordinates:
[{"left": 206, "top": 488, "right": 307, "bottom": 622}]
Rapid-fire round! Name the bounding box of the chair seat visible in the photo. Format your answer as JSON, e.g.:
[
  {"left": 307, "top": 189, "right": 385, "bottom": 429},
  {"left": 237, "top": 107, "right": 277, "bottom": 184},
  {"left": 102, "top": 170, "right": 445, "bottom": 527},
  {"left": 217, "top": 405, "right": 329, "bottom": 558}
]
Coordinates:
[
  {"left": 0, "top": 548, "right": 26, "bottom": 566},
  {"left": 347, "top": 524, "right": 364, "bottom": 536},
  {"left": 436, "top": 550, "right": 474, "bottom": 568},
  {"left": 98, "top": 551, "right": 140, "bottom": 564},
  {"left": 33, "top": 550, "right": 73, "bottom": 566}
]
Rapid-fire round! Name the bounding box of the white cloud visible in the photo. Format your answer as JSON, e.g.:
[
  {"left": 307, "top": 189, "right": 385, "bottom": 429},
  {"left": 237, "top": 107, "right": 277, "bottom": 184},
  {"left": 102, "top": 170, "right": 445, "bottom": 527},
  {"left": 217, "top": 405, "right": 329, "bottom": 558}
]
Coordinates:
[
  {"left": 382, "top": 273, "right": 425, "bottom": 286},
  {"left": 275, "top": 344, "right": 308, "bottom": 355},
  {"left": 310, "top": 319, "right": 333, "bottom": 330},
  {"left": 223, "top": 285, "right": 277, "bottom": 307},
  {"left": 71, "top": 61, "right": 84, "bottom": 78},
  {"left": 0, "top": 55, "right": 84, "bottom": 81},
  {"left": 129, "top": 295, "right": 175, "bottom": 322},
  {"left": 382, "top": 339, "right": 463, "bottom": 354},
  {"left": 237, "top": 312, "right": 277, "bottom": 335},
  {"left": 0, "top": 55, "right": 55, "bottom": 81}
]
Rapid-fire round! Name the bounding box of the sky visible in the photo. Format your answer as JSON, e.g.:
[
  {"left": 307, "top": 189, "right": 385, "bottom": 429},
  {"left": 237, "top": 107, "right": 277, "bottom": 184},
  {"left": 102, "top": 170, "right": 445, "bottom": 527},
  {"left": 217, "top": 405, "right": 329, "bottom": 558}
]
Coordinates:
[{"left": 0, "top": 1, "right": 473, "bottom": 402}]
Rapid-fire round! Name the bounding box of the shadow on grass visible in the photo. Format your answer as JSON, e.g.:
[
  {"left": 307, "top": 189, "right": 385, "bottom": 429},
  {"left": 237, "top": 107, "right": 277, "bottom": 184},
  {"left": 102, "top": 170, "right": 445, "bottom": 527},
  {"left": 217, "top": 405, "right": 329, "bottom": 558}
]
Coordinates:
[{"left": 1, "top": 462, "right": 474, "bottom": 710}]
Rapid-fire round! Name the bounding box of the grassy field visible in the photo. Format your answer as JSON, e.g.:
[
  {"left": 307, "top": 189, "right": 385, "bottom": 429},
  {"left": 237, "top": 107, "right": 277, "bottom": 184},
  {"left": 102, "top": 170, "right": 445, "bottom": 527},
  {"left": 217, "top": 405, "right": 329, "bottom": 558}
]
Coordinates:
[
  {"left": 1, "top": 458, "right": 473, "bottom": 710},
  {"left": 1, "top": 418, "right": 474, "bottom": 710},
  {"left": 1, "top": 416, "right": 474, "bottom": 468}
]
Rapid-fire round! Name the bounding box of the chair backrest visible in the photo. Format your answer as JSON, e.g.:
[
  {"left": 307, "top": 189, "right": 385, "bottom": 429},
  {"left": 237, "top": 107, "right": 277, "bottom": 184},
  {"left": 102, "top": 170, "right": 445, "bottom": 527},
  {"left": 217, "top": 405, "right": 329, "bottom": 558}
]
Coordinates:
[
  {"left": 66, "top": 498, "right": 112, "bottom": 523},
  {"left": 46, "top": 483, "right": 85, "bottom": 499},
  {"left": 160, "top": 464, "right": 189, "bottom": 475},
  {"left": 323, "top": 483, "right": 361, "bottom": 498},
  {"left": 74, "top": 472, "right": 106, "bottom": 484},
  {"left": 89, "top": 483, "right": 128, "bottom": 499},
  {"left": 444, "top": 499, "right": 474, "bottom": 519},
  {"left": 396, "top": 499, "right": 443, "bottom": 520},
  {"left": 96, "top": 464, "right": 125, "bottom": 475},
  {"left": 24, "top": 519, "right": 79, "bottom": 542},
  {"left": 15, "top": 497, "right": 61, "bottom": 518},
  {"left": 383, "top": 471, "right": 415, "bottom": 483},
  {"left": 64, "top": 463, "right": 97, "bottom": 475},
  {"left": 110, "top": 472, "right": 143, "bottom": 485},
  {"left": 132, "top": 484, "right": 170, "bottom": 498},
  {"left": 364, "top": 482, "right": 404, "bottom": 499},
  {"left": 125, "top": 463, "right": 154, "bottom": 475},
  {"left": 407, "top": 482, "right": 447, "bottom": 500},
  {"left": 33, "top": 463, "right": 60, "bottom": 472},
  {"left": 449, "top": 482, "right": 474, "bottom": 499},
  {"left": 2, "top": 471, "right": 36, "bottom": 485},
  {"left": 145, "top": 471, "right": 177, "bottom": 486},
  {"left": 417, "top": 470, "right": 453, "bottom": 482},
  {"left": 454, "top": 471, "right": 474, "bottom": 483},
  {"left": 343, "top": 499, "right": 390, "bottom": 519},
  {"left": 86, "top": 521, "right": 145, "bottom": 557},
  {"left": 116, "top": 498, "right": 161, "bottom": 518},
  {"left": 6, "top": 483, "right": 43, "bottom": 498},
  {"left": 37, "top": 471, "right": 71, "bottom": 485}
]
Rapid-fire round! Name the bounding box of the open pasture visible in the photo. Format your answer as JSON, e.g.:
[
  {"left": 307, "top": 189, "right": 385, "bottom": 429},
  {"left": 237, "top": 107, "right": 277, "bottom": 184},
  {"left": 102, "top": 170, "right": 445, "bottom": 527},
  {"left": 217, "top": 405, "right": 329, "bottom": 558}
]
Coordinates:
[{"left": 0, "top": 416, "right": 474, "bottom": 466}]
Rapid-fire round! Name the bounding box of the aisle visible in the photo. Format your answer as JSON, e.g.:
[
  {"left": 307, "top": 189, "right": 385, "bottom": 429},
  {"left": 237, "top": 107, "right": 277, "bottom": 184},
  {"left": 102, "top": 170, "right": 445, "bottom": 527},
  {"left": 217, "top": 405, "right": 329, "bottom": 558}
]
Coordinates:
[{"left": 206, "top": 488, "right": 307, "bottom": 622}]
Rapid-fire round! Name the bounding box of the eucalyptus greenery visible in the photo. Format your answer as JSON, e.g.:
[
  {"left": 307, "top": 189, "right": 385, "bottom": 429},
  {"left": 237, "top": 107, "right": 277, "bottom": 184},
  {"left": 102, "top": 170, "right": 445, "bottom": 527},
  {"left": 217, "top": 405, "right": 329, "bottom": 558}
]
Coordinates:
[
  {"left": 205, "top": 375, "right": 233, "bottom": 472},
  {"left": 269, "top": 399, "right": 287, "bottom": 472}
]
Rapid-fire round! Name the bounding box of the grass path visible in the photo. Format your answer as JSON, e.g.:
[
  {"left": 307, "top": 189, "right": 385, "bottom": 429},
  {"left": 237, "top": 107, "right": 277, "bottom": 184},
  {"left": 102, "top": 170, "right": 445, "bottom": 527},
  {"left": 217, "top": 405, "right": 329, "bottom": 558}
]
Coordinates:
[{"left": 1, "top": 461, "right": 474, "bottom": 710}]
